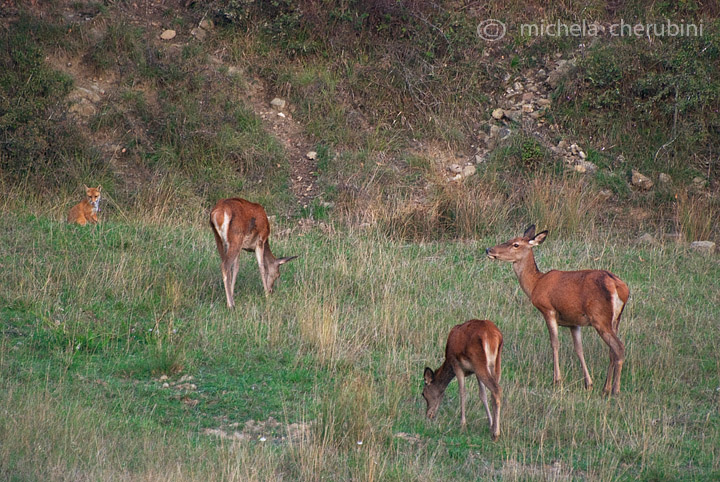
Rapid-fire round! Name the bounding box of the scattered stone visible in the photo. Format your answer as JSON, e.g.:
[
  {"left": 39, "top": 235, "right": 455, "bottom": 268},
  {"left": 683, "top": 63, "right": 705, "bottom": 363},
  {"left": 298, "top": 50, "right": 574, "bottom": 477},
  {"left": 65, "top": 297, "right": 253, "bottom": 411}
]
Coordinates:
[
  {"left": 491, "top": 108, "right": 504, "bottom": 120},
  {"left": 598, "top": 189, "right": 613, "bottom": 202},
  {"left": 574, "top": 160, "right": 597, "bottom": 174},
  {"left": 270, "top": 97, "right": 286, "bottom": 111},
  {"left": 692, "top": 176, "right": 707, "bottom": 190},
  {"left": 522, "top": 92, "right": 534, "bottom": 103},
  {"left": 537, "top": 98, "right": 552, "bottom": 107},
  {"left": 160, "top": 29, "right": 176, "bottom": 40},
  {"left": 557, "top": 139, "right": 568, "bottom": 150},
  {"left": 658, "top": 173, "right": 672, "bottom": 184},
  {"left": 570, "top": 143, "right": 579, "bottom": 155},
  {"left": 306, "top": 151, "right": 317, "bottom": 160},
  {"left": 690, "top": 241, "right": 716, "bottom": 254},
  {"left": 498, "top": 127, "right": 512, "bottom": 140},
  {"left": 547, "top": 59, "right": 574, "bottom": 88},
  {"left": 68, "top": 99, "right": 96, "bottom": 117},
  {"left": 513, "top": 81, "right": 524, "bottom": 92},
  {"left": 522, "top": 104, "right": 534, "bottom": 113},
  {"left": 537, "top": 69, "right": 547, "bottom": 78},
  {"left": 503, "top": 109, "right": 522, "bottom": 122},
  {"left": 191, "top": 27, "right": 207, "bottom": 41},
  {"left": 637, "top": 233, "right": 657, "bottom": 245},
  {"left": 462, "top": 165, "right": 477, "bottom": 177},
  {"left": 448, "top": 164, "right": 462, "bottom": 174},
  {"left": 489, "top": 125, "right": 501, "bottom": 138},
  {"left": 631, "top": 169, "right": 654, "bottom": 190},
  {"left": 199, "top": 18, "right": 214, "bottom": 30},
  {"left": 578, "top": 150, "right": 587, "bottom": 160},
  {"left": 474, "top": 154, "right": 485, "bottom": 164}
]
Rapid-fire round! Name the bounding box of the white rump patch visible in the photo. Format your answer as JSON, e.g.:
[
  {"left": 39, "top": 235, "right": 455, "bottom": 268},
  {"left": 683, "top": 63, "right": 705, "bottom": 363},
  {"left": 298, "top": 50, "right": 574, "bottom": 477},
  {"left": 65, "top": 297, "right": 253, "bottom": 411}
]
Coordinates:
[{"left": 214, "top": 211, "right": 230, "bottom": 253}]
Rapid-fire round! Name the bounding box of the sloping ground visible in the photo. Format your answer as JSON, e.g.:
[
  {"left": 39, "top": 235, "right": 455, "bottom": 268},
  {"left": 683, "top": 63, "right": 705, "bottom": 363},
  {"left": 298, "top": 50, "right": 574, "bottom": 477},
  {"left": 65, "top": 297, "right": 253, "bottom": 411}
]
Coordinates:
[{"left": 1, "top": 0, "right": 718, "bottom": 241}]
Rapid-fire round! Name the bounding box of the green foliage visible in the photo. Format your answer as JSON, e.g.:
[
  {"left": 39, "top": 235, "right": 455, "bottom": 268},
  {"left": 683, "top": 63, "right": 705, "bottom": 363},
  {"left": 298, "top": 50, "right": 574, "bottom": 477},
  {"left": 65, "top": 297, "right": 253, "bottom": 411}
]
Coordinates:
[{"left": 0, "top": 16, "right": 95, "bottom": 183}]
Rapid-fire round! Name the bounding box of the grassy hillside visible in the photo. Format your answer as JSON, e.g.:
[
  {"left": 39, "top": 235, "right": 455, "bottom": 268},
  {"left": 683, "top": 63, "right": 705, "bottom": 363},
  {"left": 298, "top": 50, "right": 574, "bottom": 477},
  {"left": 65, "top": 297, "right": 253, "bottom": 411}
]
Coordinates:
[
  {"left": 1, "top": 0, "right": 718, "bottom": 237},
  {"left": 1, "top": 213, "right": 719, "bottom": 480}
]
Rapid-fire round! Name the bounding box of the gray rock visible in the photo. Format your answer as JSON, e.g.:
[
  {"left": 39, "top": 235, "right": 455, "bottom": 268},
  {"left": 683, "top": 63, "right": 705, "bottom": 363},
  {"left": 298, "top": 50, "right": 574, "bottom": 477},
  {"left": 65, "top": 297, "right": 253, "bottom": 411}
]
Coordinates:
[
  {"left": 498, "top": 127, "right": 512, "bottom": 140},
  {"left": 522, "top": 104, "right": 534, "bottom": 113},
  {"left": 636, "top": 233, "right": 657, "bottom": 245},
  {"left": 659, "top": 173, "right": 672, "bottom": 184},
  {"left": 491, "top": 108, "right": 504, "bottom": 120},
  {"left": 448, "top": 164, "right": 462, "bottom": 174},
  {"left": 191, "top": 27, "right": 207, "bottom": 41},
  {"left": 690, "top": 241, "right": 716, "bottom": 254},
  {"left": 521, "top": 92, "right": 534, "bottom": 103},
  {"left": 537, "top": 98, "right": 552, "bottom": 107},
  {"left": 503, "top": 109, "right": 522, "bottom": 122},
  {"left": 462, "top": 165, "right": 477, "bottom": 177},
  {"left": 598, "top": 189, "right": 613, "bottom": 202},
  {"left": 547, "top": 59, "right": 574, "bottom": 88},
  {"left": 574, "top": 160, "right": 598, "bottom": 174},
  {"left": 631, "top": 169, "right": 654, "bottom": 190},
  {"left": 692, "top": 177, "right": 707, "bottom": 189},
  {"left": 270, "top": 98, "right": 286, "bottom": 111},
  {"left": 306, "top": 151, "right": 317, "bottom": 160},
  {"left": 160, "top": 29, "right": 176, "bottom": 40},
  {"left": 199, "top": 19, "right": 214, "bottom": 30}
]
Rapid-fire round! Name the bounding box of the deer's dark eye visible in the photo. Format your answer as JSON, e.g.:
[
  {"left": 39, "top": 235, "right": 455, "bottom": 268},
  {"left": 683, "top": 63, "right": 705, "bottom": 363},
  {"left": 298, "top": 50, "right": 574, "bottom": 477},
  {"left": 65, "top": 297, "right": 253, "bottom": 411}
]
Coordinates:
[{"left": 513, "top": 243, "right": 520, "bottom": 248}]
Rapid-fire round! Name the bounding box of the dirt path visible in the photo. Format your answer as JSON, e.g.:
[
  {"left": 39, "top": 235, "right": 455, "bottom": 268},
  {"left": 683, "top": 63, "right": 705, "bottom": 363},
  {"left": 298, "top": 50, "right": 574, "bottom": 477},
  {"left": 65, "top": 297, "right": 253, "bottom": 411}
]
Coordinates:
[{"left": 244, "top": 80, "right": 320, "bottom": 209}]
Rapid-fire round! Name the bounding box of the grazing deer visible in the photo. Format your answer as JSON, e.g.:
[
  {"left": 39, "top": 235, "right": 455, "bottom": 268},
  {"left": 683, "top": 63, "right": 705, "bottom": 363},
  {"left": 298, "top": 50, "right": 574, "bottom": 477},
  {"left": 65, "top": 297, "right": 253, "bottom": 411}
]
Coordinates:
[
  {"left": 486, "top": 225, "right": 629, "bottom": 395},
  {"left": 423, "top": 319, "right": 503, "bottom": 440},
  {"left": 210, "top": 198, "right": 297, "bottom": 307},
  {"left": 67, "top": 185, "right": 102, "bottom": 225}
]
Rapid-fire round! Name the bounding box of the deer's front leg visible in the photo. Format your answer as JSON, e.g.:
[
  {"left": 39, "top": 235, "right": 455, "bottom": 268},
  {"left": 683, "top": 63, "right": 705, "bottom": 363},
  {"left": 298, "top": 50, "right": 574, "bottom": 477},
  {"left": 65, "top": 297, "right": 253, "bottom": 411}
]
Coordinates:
[{"left": 543, "top": 311, "right": 562, "bottom": 386}]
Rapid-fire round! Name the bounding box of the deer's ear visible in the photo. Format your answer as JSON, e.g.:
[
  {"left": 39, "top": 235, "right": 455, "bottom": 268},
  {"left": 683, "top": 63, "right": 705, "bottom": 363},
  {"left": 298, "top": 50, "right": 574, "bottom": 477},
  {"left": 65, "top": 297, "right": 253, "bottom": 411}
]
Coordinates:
[
  {"left": 278, "top": 255, "right": 298, "bottom": 265},
  {"left": 523, "top": 225, "right": 536, "bottom": 239},
  {"left": 529, "top": 231, "right": 548, "bottom": 246},
  {"left": 423, "top": 367, "right": 434, "bottom": 385}
]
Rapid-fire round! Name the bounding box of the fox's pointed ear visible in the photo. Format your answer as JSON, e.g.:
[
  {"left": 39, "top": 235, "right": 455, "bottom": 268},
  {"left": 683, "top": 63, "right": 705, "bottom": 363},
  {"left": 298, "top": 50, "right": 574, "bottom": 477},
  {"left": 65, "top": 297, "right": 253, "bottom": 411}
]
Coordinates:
[
  {"left": 277, "top": 255, "right": 298, "bottom": 265},
  {"left": 97, "top": 185, "right": 102, "bottom": 192},
  {"left": 423, "top": 367, "right": 434, "bottom": 385},
  {"left": 529, "top": 230, "right": 548, "bottom": 247},
  {"left": 523, "top": 225, "right": 536, "bottom": 239}
]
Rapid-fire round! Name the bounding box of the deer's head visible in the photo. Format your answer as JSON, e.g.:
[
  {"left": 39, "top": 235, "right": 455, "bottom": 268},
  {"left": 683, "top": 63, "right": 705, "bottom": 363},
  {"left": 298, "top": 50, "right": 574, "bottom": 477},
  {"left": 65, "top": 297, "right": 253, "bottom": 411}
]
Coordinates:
[{"left": 486, "top": 225, "right": 548, "bottom": 263}]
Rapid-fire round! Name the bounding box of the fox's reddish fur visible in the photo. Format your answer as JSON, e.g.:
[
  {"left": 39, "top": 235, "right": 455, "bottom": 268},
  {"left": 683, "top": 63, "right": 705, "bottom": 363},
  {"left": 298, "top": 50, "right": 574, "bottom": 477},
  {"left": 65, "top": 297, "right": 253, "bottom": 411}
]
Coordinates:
[
  {"left": 487, "top": 225, "right": 629, "bottom": 395},
  {"left": 67, "top": 185, "right": 102, "bottom": 225},
  {"left": 210, "top": 198, "right": 297, "bottom": 307},
  {"left": 423, "top": 319, "right": 503, "bottom": 440}
]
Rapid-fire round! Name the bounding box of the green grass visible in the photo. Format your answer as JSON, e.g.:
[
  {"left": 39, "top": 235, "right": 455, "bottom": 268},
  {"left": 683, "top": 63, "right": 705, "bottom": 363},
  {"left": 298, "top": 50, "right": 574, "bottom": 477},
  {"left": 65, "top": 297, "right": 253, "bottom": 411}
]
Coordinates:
[{"left": 1, "top": 212, "right": 719, "bottom": 480}]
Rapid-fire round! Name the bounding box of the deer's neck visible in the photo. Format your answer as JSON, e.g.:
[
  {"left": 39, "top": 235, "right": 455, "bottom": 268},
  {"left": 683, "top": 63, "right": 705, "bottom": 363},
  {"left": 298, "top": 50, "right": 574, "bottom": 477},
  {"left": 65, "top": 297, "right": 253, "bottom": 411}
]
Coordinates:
[
  {"left": 433, "top": 359, "right": 457, "bottom": 391},
  {"left": 262, "top": 239, "right": 276, "bottom": 267},
  {"left": 513, "top": 252, "right": 543, "bottom": 298}
]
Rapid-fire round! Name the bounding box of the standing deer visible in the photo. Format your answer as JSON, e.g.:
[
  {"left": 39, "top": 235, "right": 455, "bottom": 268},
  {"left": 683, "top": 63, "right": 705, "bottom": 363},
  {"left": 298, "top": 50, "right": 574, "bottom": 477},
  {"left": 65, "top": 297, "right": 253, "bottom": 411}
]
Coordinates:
[
  {"left": 210, "top": 198, "right": 297, "bottom": 307},
  {"left": 423, "top": 319, "right": 503, "bottom": 440},
  {"left": 486, "top": 225, "right": 629, "bottom": 395}
]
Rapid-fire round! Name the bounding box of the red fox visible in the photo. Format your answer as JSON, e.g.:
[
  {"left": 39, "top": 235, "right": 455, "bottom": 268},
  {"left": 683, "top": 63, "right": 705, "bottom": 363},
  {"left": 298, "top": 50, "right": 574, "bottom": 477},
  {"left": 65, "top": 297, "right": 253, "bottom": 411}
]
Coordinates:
[{"left": 67, "top": 185, "right": 102, "bottom": 225}]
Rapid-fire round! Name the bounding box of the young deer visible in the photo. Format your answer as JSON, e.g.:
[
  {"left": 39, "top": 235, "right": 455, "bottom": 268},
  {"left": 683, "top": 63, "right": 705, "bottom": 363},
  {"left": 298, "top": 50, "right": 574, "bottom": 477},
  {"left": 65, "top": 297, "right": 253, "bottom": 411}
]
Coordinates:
[
  {"left": 67, "top": 185, "right": 102, "bottom": 225},
  {"left": 210, "top": 198, "right": 297, "bottom": 307},
  {"left": 423, "top": 319, "right": 503, "bottom": 440},
  {"left": 486, "top": 225, "right": 629, "bottom": 395}
]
